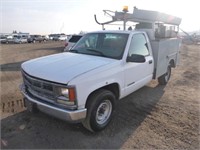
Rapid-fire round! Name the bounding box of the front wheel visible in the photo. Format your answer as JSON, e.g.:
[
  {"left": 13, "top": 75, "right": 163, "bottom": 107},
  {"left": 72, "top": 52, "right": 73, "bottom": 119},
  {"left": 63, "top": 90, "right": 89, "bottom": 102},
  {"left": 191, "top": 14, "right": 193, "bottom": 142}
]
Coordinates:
[
  {"left": 158, "top": 65, "right": 171, "bottom": 85},
  {"left": 82, "top": 89, "right": 116, "bottom": 132}
]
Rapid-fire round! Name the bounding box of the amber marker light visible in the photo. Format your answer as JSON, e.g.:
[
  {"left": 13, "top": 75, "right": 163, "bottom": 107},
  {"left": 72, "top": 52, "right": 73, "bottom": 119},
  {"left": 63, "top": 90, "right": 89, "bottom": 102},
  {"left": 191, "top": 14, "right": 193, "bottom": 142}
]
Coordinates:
[
  {"left": 123, "top": 6, "right": 128, "bottom": 12},
  {"left": 69, "top": 88, "right": 76, "bottom": 101}
]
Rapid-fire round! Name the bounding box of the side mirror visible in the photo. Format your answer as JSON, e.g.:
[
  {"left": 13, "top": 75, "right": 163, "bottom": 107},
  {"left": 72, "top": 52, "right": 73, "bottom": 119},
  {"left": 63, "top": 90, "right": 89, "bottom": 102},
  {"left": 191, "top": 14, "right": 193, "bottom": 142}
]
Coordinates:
[{"left": 127, "top": 54, "right": 146, "bottom": 63}]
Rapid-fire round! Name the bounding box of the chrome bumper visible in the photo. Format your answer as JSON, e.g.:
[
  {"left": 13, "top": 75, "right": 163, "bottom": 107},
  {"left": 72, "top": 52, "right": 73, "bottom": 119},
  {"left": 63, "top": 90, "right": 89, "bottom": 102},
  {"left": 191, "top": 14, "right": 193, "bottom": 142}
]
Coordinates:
[{"left": 20, "top": 84, "right": 87, "bottom": 122}]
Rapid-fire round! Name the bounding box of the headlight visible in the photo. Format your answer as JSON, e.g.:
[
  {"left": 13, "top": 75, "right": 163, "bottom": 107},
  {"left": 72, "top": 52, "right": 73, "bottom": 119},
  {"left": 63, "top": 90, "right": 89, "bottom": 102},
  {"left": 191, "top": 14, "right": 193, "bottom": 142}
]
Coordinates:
[
  {"left": 57, "top": 87, "right": 76, "bottom": 106},
  {"left": 61, "top": 88, "right": 69, "bottom": 97}
]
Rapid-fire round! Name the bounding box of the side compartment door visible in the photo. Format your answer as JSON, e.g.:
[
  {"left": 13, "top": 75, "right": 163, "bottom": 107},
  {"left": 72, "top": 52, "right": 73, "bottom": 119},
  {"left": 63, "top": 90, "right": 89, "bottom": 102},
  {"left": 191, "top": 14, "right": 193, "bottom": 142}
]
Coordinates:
[{"left": 124, "top": 33, "right": 154, "bottom": 96}]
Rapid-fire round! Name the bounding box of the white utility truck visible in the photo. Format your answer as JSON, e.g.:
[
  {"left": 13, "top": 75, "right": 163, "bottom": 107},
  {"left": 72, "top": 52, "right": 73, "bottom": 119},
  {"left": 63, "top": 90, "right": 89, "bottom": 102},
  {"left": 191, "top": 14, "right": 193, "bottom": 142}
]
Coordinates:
[{"left": 20, "top": 7, "right": 181, "bottom": 132}]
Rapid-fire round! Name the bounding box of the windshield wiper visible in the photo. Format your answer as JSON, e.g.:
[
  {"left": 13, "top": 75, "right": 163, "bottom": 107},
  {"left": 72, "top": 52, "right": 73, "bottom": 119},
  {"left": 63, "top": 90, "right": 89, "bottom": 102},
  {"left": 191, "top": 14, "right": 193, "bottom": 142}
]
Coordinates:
[
  {"left": 86, "top": 48, "right": 106, "bottom": 57},
  {"left": 69, "top": 49, "right": 79, "bottom": 53}
]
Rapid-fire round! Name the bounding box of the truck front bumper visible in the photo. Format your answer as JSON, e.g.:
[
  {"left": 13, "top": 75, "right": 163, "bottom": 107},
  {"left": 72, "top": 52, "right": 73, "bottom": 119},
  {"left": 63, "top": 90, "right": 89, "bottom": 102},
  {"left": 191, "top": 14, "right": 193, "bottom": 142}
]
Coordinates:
[{"left": 20, "top": 84, "right": 87, "bottom": 122}]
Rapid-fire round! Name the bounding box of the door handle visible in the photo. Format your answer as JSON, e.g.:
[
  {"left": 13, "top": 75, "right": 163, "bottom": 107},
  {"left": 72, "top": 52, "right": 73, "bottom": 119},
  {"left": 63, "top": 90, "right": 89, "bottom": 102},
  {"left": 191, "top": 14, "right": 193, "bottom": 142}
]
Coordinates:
[{"left": 148, "top": 60, "right": 153, "bottom": 64}]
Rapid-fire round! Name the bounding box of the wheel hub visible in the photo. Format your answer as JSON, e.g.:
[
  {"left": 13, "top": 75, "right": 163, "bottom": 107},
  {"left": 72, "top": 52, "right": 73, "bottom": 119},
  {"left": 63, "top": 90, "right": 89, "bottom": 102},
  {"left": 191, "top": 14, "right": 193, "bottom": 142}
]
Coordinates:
[{"left": 96, "top": 100, "right": 112, "bottom": 125}]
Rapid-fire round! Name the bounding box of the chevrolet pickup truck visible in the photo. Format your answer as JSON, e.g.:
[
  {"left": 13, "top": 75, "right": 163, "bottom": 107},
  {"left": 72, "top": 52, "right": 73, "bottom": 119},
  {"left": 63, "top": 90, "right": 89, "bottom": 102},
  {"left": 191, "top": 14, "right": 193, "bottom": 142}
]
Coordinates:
[{"left": 20, "top": 8, "right": 181, "bottom": 132}]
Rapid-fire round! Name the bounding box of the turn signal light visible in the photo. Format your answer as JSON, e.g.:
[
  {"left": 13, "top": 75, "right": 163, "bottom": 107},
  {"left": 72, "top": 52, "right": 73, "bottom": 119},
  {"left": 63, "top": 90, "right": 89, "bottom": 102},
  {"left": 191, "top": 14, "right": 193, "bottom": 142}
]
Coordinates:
[{"left": 69, "top": 88, "right": 76, "bottom": 101}]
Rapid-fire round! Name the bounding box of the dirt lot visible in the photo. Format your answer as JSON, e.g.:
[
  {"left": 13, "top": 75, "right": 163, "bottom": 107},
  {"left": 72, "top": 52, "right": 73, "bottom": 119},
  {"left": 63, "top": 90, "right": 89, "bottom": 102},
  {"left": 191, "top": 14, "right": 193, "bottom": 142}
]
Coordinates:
[{"left": 0, "top": 42, "right": 199, "bottom": 149}]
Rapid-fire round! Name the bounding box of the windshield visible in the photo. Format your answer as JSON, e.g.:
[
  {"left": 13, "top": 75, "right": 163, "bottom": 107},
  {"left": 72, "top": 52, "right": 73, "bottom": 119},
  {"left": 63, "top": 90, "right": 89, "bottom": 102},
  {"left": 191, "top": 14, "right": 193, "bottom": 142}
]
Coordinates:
[{"left": 71, "top": 33, "right": 128, "bottom": 59}]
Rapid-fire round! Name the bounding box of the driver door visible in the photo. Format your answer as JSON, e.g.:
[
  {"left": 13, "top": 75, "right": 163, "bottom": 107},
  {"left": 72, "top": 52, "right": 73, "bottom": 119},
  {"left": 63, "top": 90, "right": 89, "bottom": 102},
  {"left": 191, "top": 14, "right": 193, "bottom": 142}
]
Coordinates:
[{"left": 124, "top": 33, "right": 154, "bottom": 96}]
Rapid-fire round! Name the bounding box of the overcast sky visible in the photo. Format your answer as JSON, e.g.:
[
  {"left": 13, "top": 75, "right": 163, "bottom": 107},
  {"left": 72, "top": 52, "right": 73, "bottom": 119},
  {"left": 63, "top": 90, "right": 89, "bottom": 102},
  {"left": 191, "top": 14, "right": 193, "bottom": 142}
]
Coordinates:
[{"left": 1, "top": 0, "right": 200, "bottom": 35}]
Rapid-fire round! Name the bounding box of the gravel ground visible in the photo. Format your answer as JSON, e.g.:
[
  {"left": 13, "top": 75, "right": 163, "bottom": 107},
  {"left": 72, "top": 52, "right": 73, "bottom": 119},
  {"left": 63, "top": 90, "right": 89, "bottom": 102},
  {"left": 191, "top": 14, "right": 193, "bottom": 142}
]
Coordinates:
[{"left": 0, "top": 42, "right": 199, "bottom": 149}]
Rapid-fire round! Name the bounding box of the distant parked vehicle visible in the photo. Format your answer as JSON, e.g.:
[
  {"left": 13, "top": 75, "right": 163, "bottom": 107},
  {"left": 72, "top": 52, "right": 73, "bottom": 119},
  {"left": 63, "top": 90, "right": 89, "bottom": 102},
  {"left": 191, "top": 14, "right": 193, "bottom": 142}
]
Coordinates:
[
  {"left": 14, "top": 36, "right": 28, "bottom": 44},
  {"left": 28, "top": 35, "right": 45, "bottom": 43},
  {"left": 49, "top": 34, "right": 67, "bottom": 41},
  {"left": 64, "top": 35, "right": 83, "bottom": 52},
  {"left": 42, "top": 35, "right": 49, "bottom": 41},
  {"left": 49, "top": 34, "right": 59, "bottom": 40},
  {"left": 58, "top": 35, "right": 67, "bottom": 41},
  {"left": 27, "top": 35, "right": 36, "bottom": 43},
  {"left": 6, "top": 35, "right": 16, "bottom": 44},
  {"left": 52, "top": 35, "right": 66, "bottom": 41},
  {"left": 0, "top": 36, "right": 8, "bottom": 44},
  {"left": 52, "top": 35, "right": 60, "bottom": 41}
]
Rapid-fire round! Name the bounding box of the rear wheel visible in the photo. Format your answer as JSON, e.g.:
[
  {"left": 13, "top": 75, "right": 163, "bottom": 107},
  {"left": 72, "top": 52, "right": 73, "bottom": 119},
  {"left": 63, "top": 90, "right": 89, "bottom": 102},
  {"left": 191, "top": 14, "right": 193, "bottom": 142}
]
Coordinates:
[
  {"left": 82, "top": 89, "right": 116, "bottom": 132},
  {"left": 158, "top": 65, "right": 171, "bottom": 85}
]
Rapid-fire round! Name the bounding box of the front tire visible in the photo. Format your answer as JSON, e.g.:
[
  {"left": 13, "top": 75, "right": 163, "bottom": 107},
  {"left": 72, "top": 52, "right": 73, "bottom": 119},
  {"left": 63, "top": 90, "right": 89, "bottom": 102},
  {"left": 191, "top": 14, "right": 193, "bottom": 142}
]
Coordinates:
[
  {"left": 82, "top": 89, "right": 116, "bottom": 132},
  {"left": 158, "top": 65, "right": 171, "bottom": 85}
]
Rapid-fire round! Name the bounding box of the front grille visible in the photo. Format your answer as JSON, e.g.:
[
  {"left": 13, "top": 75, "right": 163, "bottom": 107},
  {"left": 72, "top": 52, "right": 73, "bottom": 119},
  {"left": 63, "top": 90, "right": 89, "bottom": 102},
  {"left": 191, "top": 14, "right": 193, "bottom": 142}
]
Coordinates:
[{"left": 22, "top": 71, "right": 56, "bottom": 103}]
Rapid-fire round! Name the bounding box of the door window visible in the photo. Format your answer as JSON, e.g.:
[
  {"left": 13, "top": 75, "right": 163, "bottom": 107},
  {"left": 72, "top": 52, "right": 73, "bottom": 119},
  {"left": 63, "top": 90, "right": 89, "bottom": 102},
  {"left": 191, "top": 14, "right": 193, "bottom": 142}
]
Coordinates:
[{"left": 128, "top": 34, "right": 149, "bottom": 57}]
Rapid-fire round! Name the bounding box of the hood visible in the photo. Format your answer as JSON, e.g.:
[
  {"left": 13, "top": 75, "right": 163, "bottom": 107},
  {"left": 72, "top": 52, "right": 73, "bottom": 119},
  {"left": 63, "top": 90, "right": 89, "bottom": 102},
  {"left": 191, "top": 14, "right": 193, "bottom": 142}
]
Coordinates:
[{"left": 21, "top": 53, "right": 114, "bottom": 84}]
